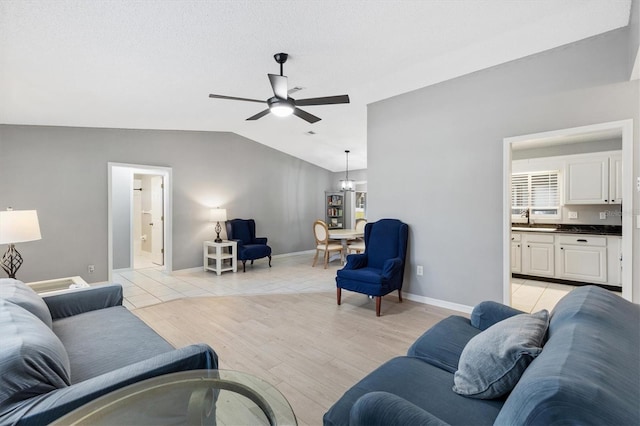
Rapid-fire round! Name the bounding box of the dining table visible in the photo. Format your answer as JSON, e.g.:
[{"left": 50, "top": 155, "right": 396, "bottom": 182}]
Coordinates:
[{"left": 328, "top": 228, "right": 364, "bottom": 264}]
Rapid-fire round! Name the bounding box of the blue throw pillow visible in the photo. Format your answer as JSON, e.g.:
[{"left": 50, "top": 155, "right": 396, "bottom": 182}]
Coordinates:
[
  {"left": 0, "top": 278, "right": 52, "bottom": 328},
  {"left": 452, "top": 309, "right": 549, "bottom": 399}
]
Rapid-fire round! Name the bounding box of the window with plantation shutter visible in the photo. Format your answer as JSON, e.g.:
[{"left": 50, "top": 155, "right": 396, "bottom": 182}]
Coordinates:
[{"left": 512, "top": 170, "right": 561, "bottom": 221}]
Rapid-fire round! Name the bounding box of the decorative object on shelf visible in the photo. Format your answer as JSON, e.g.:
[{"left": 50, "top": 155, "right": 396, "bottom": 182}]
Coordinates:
[
  {"left": 209, "top": 208, "right": 227, "bottom": 243},
  {"left": 0, "top": 208, "right": 42, "bottom": 279},
  {"left": 340, "top": 150, "right": 355, "bottom": 192}
]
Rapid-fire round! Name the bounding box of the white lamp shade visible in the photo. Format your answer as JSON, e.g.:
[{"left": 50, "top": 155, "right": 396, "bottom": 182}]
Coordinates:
[
  {"left": 209, "top": 208, "right": 227, "bottom": 222},
  {"left": 0, "top": 210, "right": 42, "bottom": 244}
]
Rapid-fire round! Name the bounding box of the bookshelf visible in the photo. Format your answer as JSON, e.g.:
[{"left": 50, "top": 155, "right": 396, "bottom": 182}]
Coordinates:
[{"left": 325, "top": 191, "right": 344, "bottom": 229}]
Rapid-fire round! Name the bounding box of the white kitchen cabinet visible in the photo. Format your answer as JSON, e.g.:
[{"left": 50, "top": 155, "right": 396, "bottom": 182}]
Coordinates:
[
  {"left": 564, "top": 151, "right": 622, "bottom": 205},
  {"left": 511, "top": 233, "right": 522, "bottom": 273},
  {"left": 557, "top": 235, "right": 607, "bottom": 283},
  {"left": 564, "top": 156, "right": 608, "bottom": 204},
  {"left": 609, "top": 153, "right": 622, "bottom": 204},
  {"left": 607, "top": 236, "right": 622, "bottom": 286},
  {"left": 522, "top": 233, "right": 554, "bottom": 277}
]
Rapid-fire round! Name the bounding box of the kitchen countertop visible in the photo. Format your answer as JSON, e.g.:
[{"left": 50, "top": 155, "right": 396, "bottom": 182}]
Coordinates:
[{"left": 511, "top": 224, "right": 622, "bottom": 236}]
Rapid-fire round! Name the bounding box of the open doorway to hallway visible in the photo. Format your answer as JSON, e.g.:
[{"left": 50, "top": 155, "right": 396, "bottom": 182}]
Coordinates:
[
  {"left": 133, "top": 174, "right": 164, "bottom": 269},
  {"left": 108, "top": 163, "right": 172, "bottom": 283}
]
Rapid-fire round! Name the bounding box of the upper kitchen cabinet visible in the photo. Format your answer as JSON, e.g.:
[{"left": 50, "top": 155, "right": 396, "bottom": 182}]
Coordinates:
[{"left": 564, "top": 151, "right": 621, "bottom": 205}]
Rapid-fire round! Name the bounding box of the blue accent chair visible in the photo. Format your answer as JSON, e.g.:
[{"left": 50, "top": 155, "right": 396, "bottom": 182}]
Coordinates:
[
  {"left": 336, "top": 219, "right": 408, "bottom": 316},
  {"left": 226, "top": 219, "right": 272, "bottom": 272}
]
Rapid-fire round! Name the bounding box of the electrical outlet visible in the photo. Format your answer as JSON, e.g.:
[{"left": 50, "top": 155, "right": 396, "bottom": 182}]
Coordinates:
[
  {"left": 599, "top": 212, "right": 607, "bottom": 220},
  {"left": 417, "top": 265, "right": 423, "bottom": 276},
  {"left": 568, "top": 211, "right": 578, "bottom": 219},
  {"left": 88, "top": 265, "right": 95, "bottom": 273}
]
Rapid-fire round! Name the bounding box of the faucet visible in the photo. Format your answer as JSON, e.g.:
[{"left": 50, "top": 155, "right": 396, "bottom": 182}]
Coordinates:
[{"left": 520, "top": 209, "right": 530, "bottom": 224}]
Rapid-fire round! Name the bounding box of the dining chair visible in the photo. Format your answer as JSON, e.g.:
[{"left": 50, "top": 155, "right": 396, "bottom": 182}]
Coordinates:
[
  {"left": 347, "top": 219, "right": 367, "bottom": 254},
  {"left": 312, "top": 220, "right": 343, "bottom": 269}
]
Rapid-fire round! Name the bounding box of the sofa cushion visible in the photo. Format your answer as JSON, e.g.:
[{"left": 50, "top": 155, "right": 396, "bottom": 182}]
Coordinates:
[
  {"left": 453, "top": 309, "right": 549, "bottom": 399},
  {"left": 495, "top": 286, "right": 640, "bottom": 425},
  {"left": 0, "top": 299, "right": 70, "bottom": 407},
  {"left": 407, "top": 316, "right": 481, "bottom": 373},
  {"left": 53, "top": 305, "right": 174, "bottom": 383},
  {"left": 323, "top": 356, "right": 504, "bottom": 426},
  {"left": 0, "top": 278, "right": 52, "bottom": 328}
]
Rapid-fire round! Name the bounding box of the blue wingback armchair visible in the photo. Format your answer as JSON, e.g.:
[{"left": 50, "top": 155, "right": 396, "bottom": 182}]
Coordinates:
[
  {"left": 336, "top": 219, "right": 408, "bottom": 316},
  {"left": 225, "top": 219, "right": 272, "bottom": 272}
]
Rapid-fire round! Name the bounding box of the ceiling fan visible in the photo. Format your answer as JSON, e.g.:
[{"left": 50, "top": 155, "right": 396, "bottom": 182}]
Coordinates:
[{"left": 208, "top": 53, "right": 350, "bottom": 124}]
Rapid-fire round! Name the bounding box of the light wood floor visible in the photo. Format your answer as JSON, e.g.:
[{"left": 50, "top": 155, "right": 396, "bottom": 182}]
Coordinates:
[{"left": 133, "top": 291, "right": 460, "bottom": 426}]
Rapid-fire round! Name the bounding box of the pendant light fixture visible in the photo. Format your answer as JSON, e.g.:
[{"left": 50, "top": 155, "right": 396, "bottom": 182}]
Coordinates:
[{"left": 340, "top": 150, "right": 355, "bottom": 192}]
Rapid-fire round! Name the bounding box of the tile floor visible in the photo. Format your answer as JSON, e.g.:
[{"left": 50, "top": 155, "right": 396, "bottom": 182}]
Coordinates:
[
  {"left": 114, "top": 252, "right": 576, "bottom": 312},
  {"left": 510, "top": 277, "right": 574, "bottom": 313},
  {"left": 114, "top": 252, "right": 342, "bottom": 310}
]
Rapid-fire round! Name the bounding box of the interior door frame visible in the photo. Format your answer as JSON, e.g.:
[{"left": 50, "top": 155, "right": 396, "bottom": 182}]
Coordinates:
[
  {"left": 502, "top": 119, "right": 633, "bottom": 304},
  {"left": 107, "top": 162, "right": 173, "bottom": 282}
]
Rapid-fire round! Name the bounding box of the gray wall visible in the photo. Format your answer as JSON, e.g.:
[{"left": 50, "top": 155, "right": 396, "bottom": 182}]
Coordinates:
[
  {"left": 112, "top": 166, "right": 132, "bottom": 269},
  {"left": 0, "top": 125, "right": 333, "bottom": 283},
  {"left": 368, "top": 27, "right": 640, "bottom": 306}
]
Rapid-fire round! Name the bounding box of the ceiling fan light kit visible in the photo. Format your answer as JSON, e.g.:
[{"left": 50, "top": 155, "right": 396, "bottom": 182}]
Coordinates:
[{"left": 208, "top": 52, "right": 350, "bottom": 123}]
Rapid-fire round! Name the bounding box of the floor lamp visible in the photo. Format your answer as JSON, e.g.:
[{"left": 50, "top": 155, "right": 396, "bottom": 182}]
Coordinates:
[{"left": 0, "top": 209, "right": 42, "bottom": 279}]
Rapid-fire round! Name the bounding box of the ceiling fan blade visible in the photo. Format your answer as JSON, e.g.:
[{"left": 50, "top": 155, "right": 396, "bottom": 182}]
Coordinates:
[
  {"left": 268, "top": 74, "right": 288, "bottom": 99},
  {"left": 294, "top": 95, "right": 350, "bottom": 106},
  {"left": 293, "top": 108, "right": 321, "bottom": 124},
  {"left": 209, "top": 94, "right": 266, "bottom": 104},
  {"left": 246, "top": 109, "right": 271, "bottom": 121}
]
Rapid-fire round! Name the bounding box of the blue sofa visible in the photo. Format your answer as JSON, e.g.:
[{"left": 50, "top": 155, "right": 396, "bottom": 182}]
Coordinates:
[
  {"left": 324, "top": 285, "right": 639, "bottom": 425},
  {"left": 0, "top": 278, "right": 217, "bottom": 425}
]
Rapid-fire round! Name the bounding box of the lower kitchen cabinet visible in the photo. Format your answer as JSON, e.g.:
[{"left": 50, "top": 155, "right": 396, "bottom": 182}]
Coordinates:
[
  {"left": 522, "top": 233, "right": 555, "bottom": 277},
  {"left": 557, "top": 235, "right": 607, "bottom": 283},
  {"left": 512, "top": 231, "right": 622, "bottom": 287},
  {"left": 511, "top": 233, "right": 522, "bottom": 273}
]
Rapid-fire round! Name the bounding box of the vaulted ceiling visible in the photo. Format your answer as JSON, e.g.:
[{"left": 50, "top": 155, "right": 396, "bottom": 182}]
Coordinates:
[{"left": 0, "top": 1, "right": 632, "bottom": 171}]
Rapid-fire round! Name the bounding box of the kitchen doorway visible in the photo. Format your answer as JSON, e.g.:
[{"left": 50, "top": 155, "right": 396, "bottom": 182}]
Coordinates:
[
  {"left": 108, "top": 163, "right": 173, "bottom": 282},
  {"left": 502, "top": 120, "right": 634, "bottom": 305}
]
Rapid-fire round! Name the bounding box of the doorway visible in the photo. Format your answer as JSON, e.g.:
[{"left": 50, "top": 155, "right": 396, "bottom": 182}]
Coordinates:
[
  {"left": 133, "top": 174, "right": 165, "bottom": 269},
  {"left": 108, "top": 163, "right": 172, "bottom": 282},
  {"left": 502, "top": 120, "right": 634, "bottom": 305}
]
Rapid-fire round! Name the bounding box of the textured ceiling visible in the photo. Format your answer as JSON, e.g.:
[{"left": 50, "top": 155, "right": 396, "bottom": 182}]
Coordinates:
[{"left": 0, "top": 0, "right": 632, "bottom": 171}]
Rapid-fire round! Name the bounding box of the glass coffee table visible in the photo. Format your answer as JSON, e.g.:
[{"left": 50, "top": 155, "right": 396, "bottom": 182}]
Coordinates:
[{"left": 51, "top": 370, "right": 297, "bottom": 425}]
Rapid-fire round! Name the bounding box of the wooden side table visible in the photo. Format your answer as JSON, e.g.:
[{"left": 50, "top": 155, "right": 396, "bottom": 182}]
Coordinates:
[{"left": 203, "top": 240, "right": 237, "bottom": 275}]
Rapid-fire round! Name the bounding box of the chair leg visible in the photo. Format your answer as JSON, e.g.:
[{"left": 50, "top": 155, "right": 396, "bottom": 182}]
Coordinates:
[
  {"left": 337, "top": 288, "right": 342, "bottom": 305},
  {"left": 268, "top": 255, "right": 272, "bottom": 267},
  {"left": 312, "top": 250, "right": 319, "bottom": 267},
  {"left": 376, "top": 296, "right": 382, "bottom": 317},
  {"left": 242, "top": 260, "right": 246, "bottom": 272},
  {"left": 251, "top": 260, "right": 254, "bottom": 265},
  {"left": 398, "top": 289, "right": 403, "bottom": 303},
  {"left": 324, "top": 250, "right": 329, "bottom": 269}
]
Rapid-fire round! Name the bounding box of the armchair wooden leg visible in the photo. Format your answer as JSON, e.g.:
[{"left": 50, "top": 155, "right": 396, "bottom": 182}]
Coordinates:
[
  {"left": 268, "top": 255, "right": 272, "bottom": 267},
  {"left": 242, "top": 260, "right": 246, "bottom": 272},
  {"left": 251, "top": 260, "right": 254, "bottom": 265},
  {"left": 376, "top": 296, "right": 382, "bottom": 317},
  {"left": 398, "top": 289, "right": 403, "bottom": 303},
  {"left": 337, "top": 288, "right": 342, "bottom": 305}
]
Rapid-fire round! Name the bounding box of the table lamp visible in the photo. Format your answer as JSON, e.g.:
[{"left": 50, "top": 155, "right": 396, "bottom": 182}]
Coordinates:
[
  {"left": 0, "top": 209, "right": 42, "bottom": 279},
  {"left": 209, "top": 208, "right": 227, "bottom": 243}
]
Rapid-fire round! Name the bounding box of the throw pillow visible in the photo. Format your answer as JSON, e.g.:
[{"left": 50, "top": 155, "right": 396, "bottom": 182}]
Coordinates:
[
  {"left": 452, "top": 309, "right": 549, "bottom": 399},
  {"left": 0, "top": 278, "right": 52, "bottom": 328},
  {"left": 0, "top": 299, "right": 71, "bottom": 407}
]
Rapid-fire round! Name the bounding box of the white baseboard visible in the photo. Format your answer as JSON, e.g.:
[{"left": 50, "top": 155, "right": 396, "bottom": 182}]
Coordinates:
[
  {"left": 272, "top": 250, "right": 315, "bottom": 258},
  {"left": 403, "top": 292, "right": 473, "bottom": 314}
]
